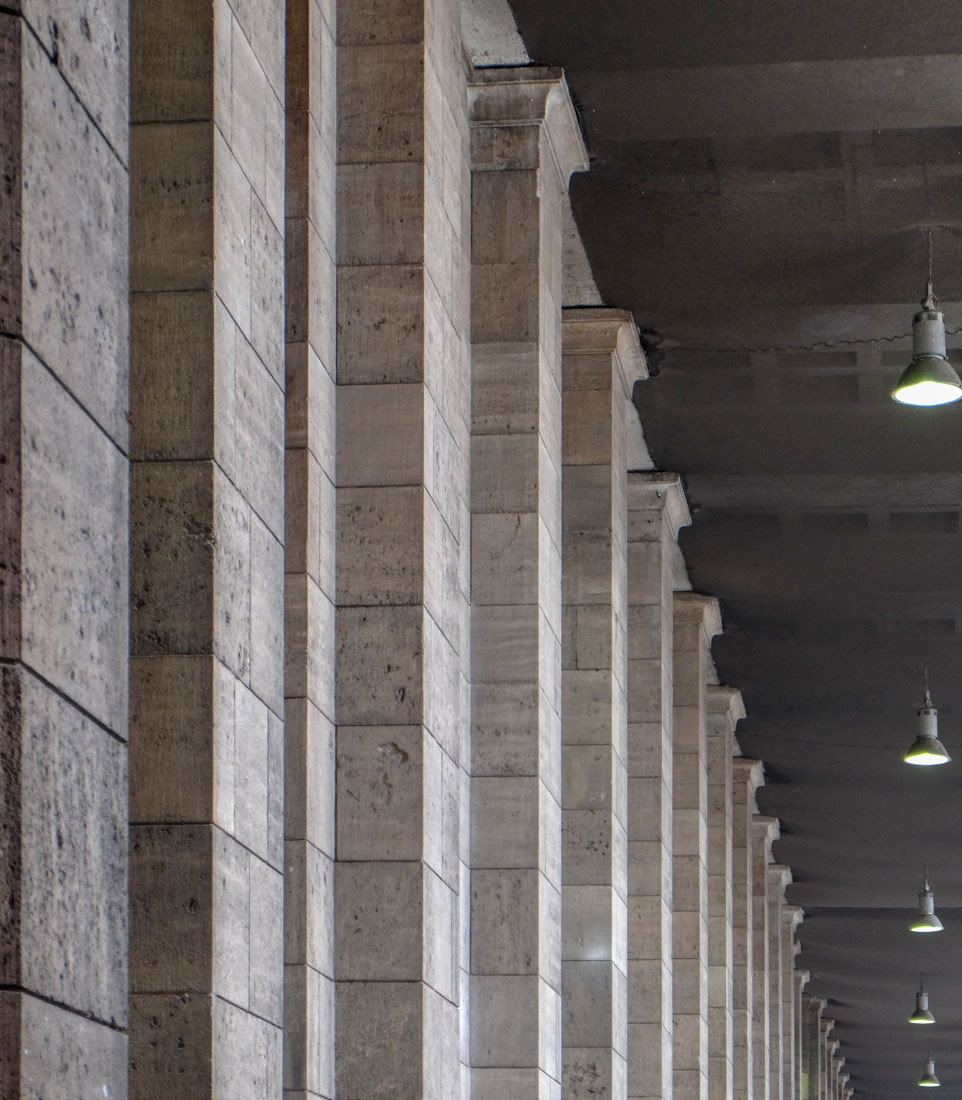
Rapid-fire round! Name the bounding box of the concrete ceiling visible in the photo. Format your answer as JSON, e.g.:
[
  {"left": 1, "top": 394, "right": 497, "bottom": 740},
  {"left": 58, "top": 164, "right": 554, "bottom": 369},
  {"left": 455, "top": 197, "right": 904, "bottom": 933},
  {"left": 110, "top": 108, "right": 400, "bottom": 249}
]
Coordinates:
[{"left": 508, "top": 1, "right": 962, "bottom": 1093}]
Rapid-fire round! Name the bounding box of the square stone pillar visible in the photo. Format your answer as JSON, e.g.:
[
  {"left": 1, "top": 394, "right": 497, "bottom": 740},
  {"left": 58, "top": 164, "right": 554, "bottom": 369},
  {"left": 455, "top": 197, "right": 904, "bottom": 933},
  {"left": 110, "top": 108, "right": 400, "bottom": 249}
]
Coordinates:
[
  {"left": 0, "top": 2, "right": 129, "bottom": 1092},
  {"left": 334, "top": 0, "right": 472, "bottom": 1095},
  {"left": 767, "top": 866, "right": 792, "bottom": 1100},
  {"left": 284, "top": 0, "right": 337, "bottom": 1095},
  {"left": 560, "top": 310, "right": 647, "bottom": 1099},
  {"left": 751, "top": 817, "right": 779, "bottom": 1100},
  {"left": 707, "top": 687, "right": 745, "bottom": 1100},
  {"left": 672, "top": 593, "right": 722, "bottom": 1100},
  {"left": 781, "top": 909, "right": 803, "bottom": 1100},
  {"left": 129, "top": 0, "right": 286, "bottom": 1091},
  {"left": 732, "top": 760, "right": 763, "bottom": 1100},
  {"left": 468, "top": 67, "right": 587, "bottom": 1100},
  {"left": 625, "top": 472, "right": 691, "bottom": 1100},
  {"left": 801, "top": 997, "right": 825, "bottom": 1100},
  {"left": 793, "top": 971, "right": 810, "bottom": 1100},
  {"left": 819, "top": 1020, "right": 835, "bottom": 1100}
]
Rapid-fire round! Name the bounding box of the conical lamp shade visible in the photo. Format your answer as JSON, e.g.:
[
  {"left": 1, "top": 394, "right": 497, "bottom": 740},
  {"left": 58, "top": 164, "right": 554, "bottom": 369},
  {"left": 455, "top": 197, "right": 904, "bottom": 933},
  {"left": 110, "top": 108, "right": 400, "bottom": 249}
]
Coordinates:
[
  {"left": 910, "top": 880, "right": 944, "bottom": 933},
  {"left": 909, "top": 988, "right": 935, "bottom": 1024},
  {"left": 919, "top": 1058, "right": 940, "bottom": 1087},
  {"left": 904, "top": 694, "right": 951, "bottom": 766},
  {"left": 893, "top": 290, "right": 962, "bottom": 407}
]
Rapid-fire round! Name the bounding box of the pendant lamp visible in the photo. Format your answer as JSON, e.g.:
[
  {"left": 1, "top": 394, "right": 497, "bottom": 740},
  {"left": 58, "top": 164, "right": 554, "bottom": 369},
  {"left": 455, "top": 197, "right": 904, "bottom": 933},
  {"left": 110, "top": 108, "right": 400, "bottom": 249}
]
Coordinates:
[
  {"left": 919, "top": 1057, "right": 940, "bottom": 1087},
  {"left": 910, "top": 873, "right": 944, "bottom": 933},
  {"left": 893, "top": 233, "right": 962, "bottom": 407},
  {"left": 904, "top": 671, "right": 951, "bottom": 766},
  {"left": 909, "top": 975, "right": 935, "bottom": 1024}
]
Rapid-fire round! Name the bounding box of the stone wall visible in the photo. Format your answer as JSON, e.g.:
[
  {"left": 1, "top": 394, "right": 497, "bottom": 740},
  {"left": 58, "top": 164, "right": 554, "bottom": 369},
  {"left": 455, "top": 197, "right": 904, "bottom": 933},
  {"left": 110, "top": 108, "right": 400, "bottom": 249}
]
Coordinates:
[{"left": 0, "top": 0, "right": 833, "bottom": 1097}]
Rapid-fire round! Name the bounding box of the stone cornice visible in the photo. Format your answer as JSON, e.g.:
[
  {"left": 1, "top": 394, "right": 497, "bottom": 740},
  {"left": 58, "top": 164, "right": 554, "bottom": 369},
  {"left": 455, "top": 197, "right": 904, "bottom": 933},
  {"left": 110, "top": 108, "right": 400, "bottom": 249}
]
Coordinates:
[
  {"left": 674, "top": 590, "right": 722, "bottom": 641},
  {"left": 708, "top": 683, "right": 746, "bottom": 725},
  {"left": 752, "top": 813, "right": 780, "bottom": 849},
  {"left": 627, "top": 470, "right": 691, "bottom": 541},
  {"left": 468, "top": 66, "right": 589, "bottom": 185},
  {"left": 562, "top": 307, "right": 649, "bottom": 394},
  {"left": 733, "top": 756, "right": 764, "bottom": 797}
]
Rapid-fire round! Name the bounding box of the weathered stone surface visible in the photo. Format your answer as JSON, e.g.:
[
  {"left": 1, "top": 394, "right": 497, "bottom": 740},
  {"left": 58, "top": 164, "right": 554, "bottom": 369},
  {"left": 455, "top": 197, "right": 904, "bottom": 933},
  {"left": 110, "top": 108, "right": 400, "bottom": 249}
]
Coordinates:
[{"left": 1, "top": 666, "right": 127, "bottom": 1026}]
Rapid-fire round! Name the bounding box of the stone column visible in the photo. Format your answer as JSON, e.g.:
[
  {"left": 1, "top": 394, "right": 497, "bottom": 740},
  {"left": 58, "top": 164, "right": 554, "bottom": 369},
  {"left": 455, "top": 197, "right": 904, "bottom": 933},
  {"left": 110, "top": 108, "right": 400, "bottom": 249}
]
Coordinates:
[
  {"left": 284, "top": 0, "right": 337, "bottom": 1096},
  {"left": 828, "top": 1046, "right": 841, "bottom": 1100},
  {"left": 0, "top": 2, "right": 129, "bottom": 1092},
  {"left": 673, "top": 593, "right": 722, "bottom": 1100},
  {"left": 129, "top": 0, "right": 286, "bottom": 1090},
  {"left": 334, "top": 0, "right": 472, "bottom": 1095},
  {"left": 560, "top": 310, "right": 647, "bottom": 1099},
  {"left": 751, "top": 818, "right": 779, "bottom": 1100},
  {"left": 819, "top": 1020, "right": 835, "bottom": 1100},
  {"left": 625, "top": 473, "right": 691, "bottom": 1100},
  {"left": 732, "top": 761, "right": 763, "bottom": 1100},
  {"left": 781, "top": 908, "right": 803, "bottom": 1100},
  {"left": 767, "top": 866, "right": 791, "bottom": 1100},
  {"left": 468, "top": 67, "right": 587, "bottom": 1099},
  {"left": 793, "top": 972, "right": 810, "bottom": 1100},
  {"left": 707, "top": 687, "right": 745, "bottom": 1100}
]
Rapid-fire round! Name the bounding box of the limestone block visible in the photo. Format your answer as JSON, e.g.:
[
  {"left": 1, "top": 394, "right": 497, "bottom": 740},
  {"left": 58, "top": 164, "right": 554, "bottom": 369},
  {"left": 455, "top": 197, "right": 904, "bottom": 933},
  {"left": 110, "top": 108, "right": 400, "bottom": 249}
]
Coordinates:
[
  {"left": 130, "top": 120, "right": 214, "bottom": 293},
  {"left": 563, "top": 745, "right": 614, "bottom": 810},
  {"left": 212, "top": 828, "right": 251, "bottom": 1010},
  {"left": 335, "top": 860, "right": 424, "bottom": 979},
  {"left": 628, "top": 957, "right": 666, "bottom": 1024},
  {"left": 285, "top": 574, "right": 335, "bottom": 716},
  {"left": 251, "top": 194, "right": 284, "bottom": 383},
  {"left": 130, "top": 0, "right": 212, "bottom": 125},
  {"left": 336, "top": 0, "right": 423, "bottom": 47},
  {"left": 563, "top": 960, "right": 614, "bottom": 1045},
  {"left": 470, "top": 868, "right": 539, "bottom": 975},
  {"left": 564, "top": 1047, "right": 626, "bottom": 1100},
  {"left": 130, "top": 655, "right": 215, "bottom": 822},
  {"left": 337, "top": 161, "right": 424, "bottom": 265},
  {"left": 234, "top": 335, "right": 284, "bottom": 545},
  {"left": 471, "top": 776, "right": 539, "bottom": 868},
  {"left": 471, "top": 604, "right": 539, "bottom": 684},
  {"left": 471, "top": 682, "right": 540, "bottom": 776},
  {"left": 249, "top": 856, "right": 284, "bottom": 1025},
  {"left": 212, "top": 470, "right": 254, "bottom": 678},
  {"left": 336, "top": 981, "right": 422, "bottom": 1099},
  {"left": 471, "top": 431, "right": 539, "bottom": 514},
  {"left": 471, "top": 511, "right": 539, "bottom": 605},
  {"left": 338, "top": 42, "right": 424, "bottom": 164},
  {"left": 129, "top": 991, "right": 212, "bottom": 1098},
  {"left": 472, "top": 262, "right": 540, "bottom": 344},
  {"left": 284, "top": 697, "right": 335, "bottom": 849},
  {"left": 627, "top": 896, "right": 671, "bottom": 964},
  {"left": 471, "top": 345, "right": 540, "bottom": 435},
  {"left": 283, "top": 964, "right": 335, "bottom": 1097},
  {"left": 471, "top": 1068, "right": 545, "bottom": 1099},
  {"left": 423, "top": 866, "right": 458, "bottom": 1001},
  {"left": 233, "top": 678, "right": 270, "bottom": 858},
  {"left": 564, "top": 809, "right": 618, "bottom": 886},
  {"left": 337, "top": 264, "right": 426, "bottom": 384},
  {"left": 131, "top": 290, "right": 214, "bottom": 460},
  {"left": 213, "top": 997, "right": 282, "bottom": 1098},
  {"left": 563, "top": 670, "right": 617, "bottom": 745},
  {"left": 19, "top": 30, "right": 129, "bottom": 445},
  {"left": 213, "top": 129, "right": 253, "bottom": 334},
  {"left": 335, "top": 604, "right": 423, "bottom": 725},
  {"left": 471, "top": 169, "right": 540, "bottom": 265},
  {"left": 471, "top": 974, "right": 540, "bottom": 1067},
  {"left": 2, "top": 668, "right": 127, "bottom": 1024},
  {"left": 564, "top": 884, "right": 615, "bottom": 960},
  {"left": 284, "top": 839, "right": 334, "bottom": 976},
  {"left": 3, "top": 991, "right": 127, "bottom": 1098},
  {"left": 337, "top": 381, "right": 424, "bottom": 487},
  {"left": 265, "top": 83, "right": 284, "bottom": 230},
  {"left": 335, "top": 724, "right": 425, "bottom": 861},
  {"left": 230, "top": 19, "right": 266, "bottom": 199},
  {"left": 250, "top": 518, "right": 284, "bottom": 715},
  {"left": 11, "top": 350, "right": 128, "bottom": 732},
  {"left": 336, "top": 485, "right": 424, "bottom": 606}
]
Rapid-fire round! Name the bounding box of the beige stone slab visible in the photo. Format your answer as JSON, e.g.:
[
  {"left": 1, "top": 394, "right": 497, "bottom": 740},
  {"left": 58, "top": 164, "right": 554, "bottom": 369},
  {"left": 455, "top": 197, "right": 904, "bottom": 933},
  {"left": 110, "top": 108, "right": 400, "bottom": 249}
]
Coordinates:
[
  {"left": 471, "top": 973, "right": 541, "bottom": 1068},
  {"left": 337, "top": 161, "right": 425, "bottom": 266},
  {"left": 131, "top": 0, "right": 212, "bottom": 124},
  {"left": 337, "top": 263, "right": 426, "bottom": 384},
  {"left": 335, "top": 604, "right": 424, "bottom": 726},
  {"left": 212, "top": 996, "right": 282, "bottom": 1098},
  {"left": 336, "top": 981, "right": 422, "bottom": 1097},
  {"left": 336, "top": 381, "right": 425, "bottom": 487},
  {"left": 338, "top": 42, "right": 425, "bottom": 164},
  {"left": 250, "top": 514, "right": 284, "bottom": 715},
  {"left": 2, "top": 667, "right": 127, "bottom": 1023},
  {"left": 472, "top": 261, "right": 540, "bottom": 344},
  {"left": 471, "top": 775, "right": 540, "bottom": 869}
]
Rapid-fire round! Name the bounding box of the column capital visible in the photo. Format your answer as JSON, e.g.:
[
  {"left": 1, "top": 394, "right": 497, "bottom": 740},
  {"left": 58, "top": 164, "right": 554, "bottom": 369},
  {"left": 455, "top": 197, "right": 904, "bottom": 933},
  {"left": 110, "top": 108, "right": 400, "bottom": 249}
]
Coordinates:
[
  {"left": 562, "top": 307, "right": 649, "bottom": 394},
  {"left": 733, "top": 756, "right": 764, "bottom": 795},
  {"left": 752, "top": 814, "right": 780, "bottom": 847},
  {"left": 674, "top": 591, "right": 722, "bottom": 640},
  {"left": 708, "top": 684, "right": 746, "bottom": 729},
  {"left": 627, "top": 470, "right": 691, "bottom": 539},
  {"left": 795, "top": 969, "right": 811, "bottom": 990},
  {"left": 783, "top": 904, "right": 804, "bottom": 931},
  {"left": 820, "top": 1017, "right": 836, "bottom": 1036},
  {"left": 469, "top": 66, "right": 589, "bottom": 184},
  {"left": 768, "top": 863, "right": 793, "bottom": 894}
]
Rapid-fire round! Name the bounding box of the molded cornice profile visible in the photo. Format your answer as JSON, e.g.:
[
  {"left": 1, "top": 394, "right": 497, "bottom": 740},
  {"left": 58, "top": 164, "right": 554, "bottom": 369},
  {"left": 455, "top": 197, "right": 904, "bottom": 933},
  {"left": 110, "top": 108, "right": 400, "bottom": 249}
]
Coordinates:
[
  {"left": 627, "top": 471, "right": 691, "bottom": 542},
  {"left": 769, "top": 863, "right": 793, "bottom": 896},
  {"left": 674, "top": 590, "right": 722, "bottom": 643},
  {"left": 783, "top": 904, "right": 804, "bottom": 933},
  {"left": 733, "top": 756, "right": 765, "bottom": 800},
  {"left": 562, "top": 307, "right": 649, "bottom": 395},
  {"left": 468, "top": 66, "right": 589, "bottom": 184},
  {"left": 752, "top": 814, "right": 780, "bottom": 854},
  {"left": 708, "top": 684, "right": 746, "bottom": 729}
]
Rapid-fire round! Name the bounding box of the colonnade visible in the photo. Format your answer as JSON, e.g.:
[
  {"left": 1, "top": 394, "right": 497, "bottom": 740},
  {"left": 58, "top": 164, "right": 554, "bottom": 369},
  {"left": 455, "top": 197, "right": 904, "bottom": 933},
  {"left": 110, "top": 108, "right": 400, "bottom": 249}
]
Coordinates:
[{"left": 1, "top": 0, "right": 854, "bottom": 1096}]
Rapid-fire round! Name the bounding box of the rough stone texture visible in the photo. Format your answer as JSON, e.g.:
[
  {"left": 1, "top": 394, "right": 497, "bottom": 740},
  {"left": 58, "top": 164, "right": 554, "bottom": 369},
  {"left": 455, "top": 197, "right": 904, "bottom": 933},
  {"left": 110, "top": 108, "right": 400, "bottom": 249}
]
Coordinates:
[
  {"left": 334, "top": 0, "right": 472, "bottom": 1095},
  {"left": 0, "top": 5, "right": 129, "bottom": 1096},
  {"left": 624, "top": 472, "right": 689, "bottom": 1100},
  {"left": 129, "top": 0, "right": 285, "bottom": 1092},
  {"left": 560, "top": 309, "right": 645, "bottom": 1100},
  {"left": 469, "top": 67, "right": 586, "bottom": 1098}
]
